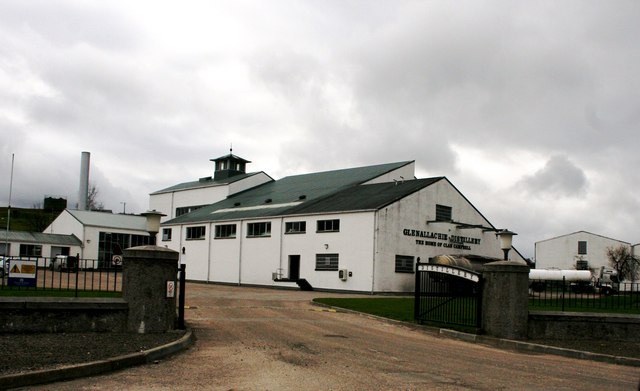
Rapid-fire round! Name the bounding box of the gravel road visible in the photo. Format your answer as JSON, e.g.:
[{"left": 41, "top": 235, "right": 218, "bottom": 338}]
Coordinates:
[{"left": 19, "top": 284, "right": 640, "bottom": 390}]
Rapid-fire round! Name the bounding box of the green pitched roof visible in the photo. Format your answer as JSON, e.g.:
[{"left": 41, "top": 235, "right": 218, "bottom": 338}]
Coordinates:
[
  {"left": 164, "top": 161, "right": 421, "bottom": 224},
  {"left": 66, "top": 209, "right": 148, "bottom": 230},
  {"left": 0, "top": 231, "right": 82, "bottom": 246},
  {"left": 285, "top": 177, "right": 444, "bottom": 215},
  {"left": 151, "top": 172, "right": 268, "bottom": 195}
]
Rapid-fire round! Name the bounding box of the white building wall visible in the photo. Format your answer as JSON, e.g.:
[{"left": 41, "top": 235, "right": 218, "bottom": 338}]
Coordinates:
[
  {"left": 150, "top": 186, "right": 228, "bottom": 221},
  {"left": 228, "top": 173, "right": 273, "bottom": 196},
  {"left": 209, "top": 224, "right": 242, "bottom": 283},
  {"left": 150, "top": 173, "right": 273, "bottom": 221},
  {"left": 179, "top": 224, "right": 212, "bottom": 281},
  {"left": 535, "top": 232, "right": 630, "bottom": 270},
  {"left": 239, "top": 219, "right": 284, "bottom": 285},
  {"left": 364, "top": 162, "right": 415, "bottom": 185},
  {"left": 44, "top": 210, "right": 86, "bottom": 257},
  {"left": 374, "top": 180, "right": 515, "bottom": 292},
  {"left": 280, "top": 213, "right": 376, "bottom": 292}
]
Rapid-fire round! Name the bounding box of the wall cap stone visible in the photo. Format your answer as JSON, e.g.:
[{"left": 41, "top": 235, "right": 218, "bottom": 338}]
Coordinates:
[{"left": 482, "top": 260, "right": 530, "bottom": 273}]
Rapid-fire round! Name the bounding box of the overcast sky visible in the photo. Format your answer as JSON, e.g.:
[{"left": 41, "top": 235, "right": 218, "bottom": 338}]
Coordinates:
[{"left": 1, "top": 1, "right": 639, "bottom": 259}]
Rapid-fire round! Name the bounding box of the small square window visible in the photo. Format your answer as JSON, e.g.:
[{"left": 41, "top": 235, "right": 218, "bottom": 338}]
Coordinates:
[
  {"left": 215, "top": 224, "right": 237, "bottom": 239},
  {"left": 186, "top": 226, "right": 206, "bottom": 240},
  {"left": 315, "top": 253, "right": 339, "bottom": 271},
  {"left": 317, "top": 219, "right": 340, "bottom": 232},
  {"left": 435, "top": 204, "right": 452, "bottom": 222},
  {"left": 395, "top": 255, "right": 414, "bottom": 273},
  {"left": 247, "top": 222, "right": 271, "bottom": 237},
  {"left": 162, "top": 228, "right": 172, "bottom": 241},
  {"left": 285, "top": 221, "right": 306, "bottom": 234},
  {"left": 578, "top": 241, "right": 587, "bottom": 255}
]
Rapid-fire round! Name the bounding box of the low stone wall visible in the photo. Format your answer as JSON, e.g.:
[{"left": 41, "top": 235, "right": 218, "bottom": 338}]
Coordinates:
[
  {"left": 528, "top": 311, "right": 640, "bottom": 341},
  {"left": 0, "top": 297, "right": 128, "bottom": 333}
]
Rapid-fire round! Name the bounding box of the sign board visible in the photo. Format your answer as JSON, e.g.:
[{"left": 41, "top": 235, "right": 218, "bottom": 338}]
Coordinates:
[
  {"left": 418, "top": 263, "right": 480, "bottom": 282},
  {"left": 166, "top": 280, "right": 176, "bottom": 298},
  {"left": 8, "top": 259, "right": 37, "bottom": 287}
]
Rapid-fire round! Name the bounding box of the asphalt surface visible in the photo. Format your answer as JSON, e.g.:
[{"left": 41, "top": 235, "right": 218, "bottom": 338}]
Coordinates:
[{"left": 14, "top": 284, "right": 640, "bottom": 390}]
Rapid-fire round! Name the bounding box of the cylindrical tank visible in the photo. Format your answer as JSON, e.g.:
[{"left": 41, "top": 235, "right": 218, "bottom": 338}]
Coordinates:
[{"left": 529, "top": 269, "right": 592, "bottom": 282}]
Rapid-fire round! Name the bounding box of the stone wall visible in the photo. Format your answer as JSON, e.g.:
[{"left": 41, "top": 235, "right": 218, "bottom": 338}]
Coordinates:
[
  {"left": 0, "top": 298, "right": 128, "bottom": 333},
  {"left": 528, "top": 311, "right": 640, "bottom": 341}
]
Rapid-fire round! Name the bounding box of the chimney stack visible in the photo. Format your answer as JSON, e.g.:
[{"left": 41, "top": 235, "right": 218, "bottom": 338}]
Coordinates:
[{"left": 78, "top": 151, "right": 90, "bottom": 210}]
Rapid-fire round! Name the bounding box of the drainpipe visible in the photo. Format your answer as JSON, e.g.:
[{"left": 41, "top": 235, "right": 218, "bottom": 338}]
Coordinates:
[
  {"left": 279, "top": 217, "right": 284, "bottom": 278},
  {"left": 207, "top": 222, "right": 213, "bottom": 282},
  {"left": 238, "top": 221, "right": 243, "bottom": 286},
  {"left": 371, "top": 212, "right": 378, "bottom": 294}
]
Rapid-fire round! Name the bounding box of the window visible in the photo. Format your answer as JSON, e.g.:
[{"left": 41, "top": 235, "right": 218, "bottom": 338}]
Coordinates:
[
  {"left": 98, "top": 232, "right": 150, "bottom": 266},
  {"left": 315, "top": 253, "right": 339, "bottom": 271},
  {"left": 578, "top": 241, "right": 587, "bottom": 255},
  {"left": 130, "top": 234, "right": 151, "bottom": 247},
  {"left": 285, "top": 221, "right": 306, "bottom": 234},
  {"left": 395, "top": 255, "right": 415, "bottom": 273},
  {"left": 19, "top": 244, "right": 42, "bottom": 257},
  {"left": 317, "top": 219, "right": 340, "bottom": 232},
  {"left": 162, "top": 228, "right": 172, "bottom": 241},
  {"left": 247, "top": 222, "right": 271, "bottom": 237},
  {"left": 215, "top": 224, "right": 237, "bottom": 239},
  {"left": 435, "top": 204, "right": 452, "bottom": 221},
  {"left": 186, "top": 226, "right": 206, "bottom": 240}
]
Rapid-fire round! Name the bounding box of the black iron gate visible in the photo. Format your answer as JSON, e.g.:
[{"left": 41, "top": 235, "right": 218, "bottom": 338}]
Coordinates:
[
  {"left": 414, "top": 261, "right": 482, "bottom": 329},
  {"left": 177, "top": 263, "right": 186, "bottom": 329}
]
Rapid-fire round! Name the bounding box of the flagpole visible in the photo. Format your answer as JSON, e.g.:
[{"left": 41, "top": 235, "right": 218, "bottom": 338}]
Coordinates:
[{"left": 5, "top": 153, "right": 14, "bottom": 258}]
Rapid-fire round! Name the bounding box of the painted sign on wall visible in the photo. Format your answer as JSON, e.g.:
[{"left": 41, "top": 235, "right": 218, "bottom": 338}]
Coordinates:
[{"left": 403, "top": 228, "right": 481, "bottom": 251}]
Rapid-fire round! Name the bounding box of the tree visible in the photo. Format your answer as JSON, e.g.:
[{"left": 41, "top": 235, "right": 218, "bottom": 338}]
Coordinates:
[
  {"left": 606, "top": 245, "right": 640, "bottom": 282},
  {"left": 87, "top": 183, "right": 105, "bottom": 211}
]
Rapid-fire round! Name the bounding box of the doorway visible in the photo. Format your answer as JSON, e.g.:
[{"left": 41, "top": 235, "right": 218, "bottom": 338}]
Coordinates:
[{"left": 289, "top": 255, "right": 300, "bottom": 280}]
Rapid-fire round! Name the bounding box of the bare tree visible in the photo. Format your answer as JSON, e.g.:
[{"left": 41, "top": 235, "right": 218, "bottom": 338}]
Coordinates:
[
  {"left": 606, "top": 245, "right": 640, "bottom": 282},
  {"left": 87, "top": 183, "right": 105, "bottom": 211}
]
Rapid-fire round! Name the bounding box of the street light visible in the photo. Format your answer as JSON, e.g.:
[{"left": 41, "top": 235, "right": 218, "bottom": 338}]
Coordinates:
[
  {"left": 141, "top": 210, "right": 166, "bottom": 245},
  {"left": 496, "top": 229, "right": 517, "bottom": 261}
]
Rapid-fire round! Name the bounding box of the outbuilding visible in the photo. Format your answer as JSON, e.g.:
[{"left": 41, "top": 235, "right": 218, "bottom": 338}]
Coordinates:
[
  {"left": 44, "top": 209, "right": 152, "bottom": 266},
  {"left": 535, "top": 231, "right": 636, "bottom": 271}
]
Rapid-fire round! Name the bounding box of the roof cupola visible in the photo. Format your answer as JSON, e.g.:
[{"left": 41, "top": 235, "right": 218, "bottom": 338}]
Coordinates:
[{"left": 210, "top": 149, "right": 251, "bottom": 180}]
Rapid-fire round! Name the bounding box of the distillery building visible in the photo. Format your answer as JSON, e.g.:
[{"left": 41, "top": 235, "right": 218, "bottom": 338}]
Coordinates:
[
  {"left": 535, "top": 231, "right": 638, "bottom": 271},
  {"left": 155, "top": 154, "right": 525, "bottom": 293}
]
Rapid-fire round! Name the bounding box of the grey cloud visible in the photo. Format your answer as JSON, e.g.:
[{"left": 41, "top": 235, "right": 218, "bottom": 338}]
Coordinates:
[{"left": 517, "top": 155, "right": 588, "bottom": 198}]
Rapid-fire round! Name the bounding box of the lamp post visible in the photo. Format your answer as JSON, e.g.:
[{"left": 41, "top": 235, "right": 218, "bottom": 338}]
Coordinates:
[
  {"left": 141, "top": 210, "right": 166, "bottom": 246},
  {"left": 496, "top": 229, "right": 517, "bottom": 261}
]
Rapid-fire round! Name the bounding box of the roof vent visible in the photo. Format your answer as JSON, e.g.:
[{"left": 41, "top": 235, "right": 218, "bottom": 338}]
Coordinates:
[
  {"left": 299, "top": 195, "right": 307, "bottom": 200},
  {"left": 265, "top": 198, "right": 272, "bottom": 204},
  {"left": 199, "top": 176, "right": 213, "bottom": 182},
  {"left": 234, "top": 202, "right": 241, "bottom": 207}
]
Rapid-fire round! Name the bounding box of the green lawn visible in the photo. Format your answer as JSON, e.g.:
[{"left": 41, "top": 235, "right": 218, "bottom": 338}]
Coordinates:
[{"left": 314, "top": 297, "right": 415, "bottom": 322}]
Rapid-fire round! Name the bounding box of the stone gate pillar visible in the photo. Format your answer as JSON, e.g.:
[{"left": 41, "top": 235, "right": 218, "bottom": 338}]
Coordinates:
[
  {"left": 481, "top": 261, "right": 530, "bottom": 339},
  {"left": 123, "top": 245, "right": 179, "bottom": 333}
]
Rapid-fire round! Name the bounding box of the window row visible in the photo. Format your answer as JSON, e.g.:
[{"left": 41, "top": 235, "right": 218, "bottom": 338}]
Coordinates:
[{"left": 169, "top": 219, "right": 342, "bottom": 241}]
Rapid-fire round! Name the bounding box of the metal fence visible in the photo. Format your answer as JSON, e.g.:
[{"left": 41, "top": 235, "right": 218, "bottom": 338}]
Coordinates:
[
  {"left": 1, "top": 256, "right": 122, "bottom": 296},
  {"left": 414, "top": 262, "right": 482, "bottom": 328},
  {"left": 529, "top": 278, "right": 640, "bottom": 312}
]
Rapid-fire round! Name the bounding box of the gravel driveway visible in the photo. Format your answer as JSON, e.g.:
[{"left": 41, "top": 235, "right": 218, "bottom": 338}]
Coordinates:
[{"left": 23, "top": 283, "right": 640, "bottom": 390}]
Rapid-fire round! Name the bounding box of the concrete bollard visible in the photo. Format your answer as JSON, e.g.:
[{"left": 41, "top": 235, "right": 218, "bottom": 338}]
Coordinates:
[
  {"left": 481, "top": 261, "right": 530, "bottom": 340},
  {"left": 123, "top": 245, "right": 179, "bottom": 333}
]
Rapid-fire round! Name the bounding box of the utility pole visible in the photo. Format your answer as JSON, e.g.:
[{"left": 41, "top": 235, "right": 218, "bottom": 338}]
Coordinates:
[{"left": 5, "top": 153, "right": 14, "bottom": 257}]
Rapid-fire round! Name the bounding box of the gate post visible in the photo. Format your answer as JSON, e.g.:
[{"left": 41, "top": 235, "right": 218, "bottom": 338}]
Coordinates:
[
  {"left": 481, "top": 261, "right": 530, "bottom": 340},
  {"left": 123, "top": 245, "right": 179, "bottom": 333}
]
